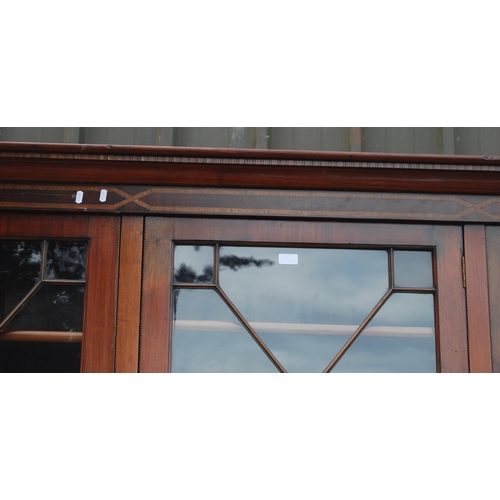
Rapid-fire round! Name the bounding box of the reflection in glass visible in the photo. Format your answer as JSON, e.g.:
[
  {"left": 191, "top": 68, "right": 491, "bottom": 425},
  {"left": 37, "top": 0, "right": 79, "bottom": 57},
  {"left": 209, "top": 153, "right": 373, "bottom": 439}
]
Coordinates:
[
  {"left": 4, "top": 285, "right": 85, "bottom": 332},
  {"left": 46, "top": 241, "right": 87, "bottom": 280},
  {"left": 219, "top": 247, "right": 389, "bottom": 372},
  {"left": 394, "top": 251, "right": 433, "bottom": 288},
  {"left": 172, "top": 289, "right": 278, "bottom": 372},
  {"left": 174, "top": 246, "right": 214, "bottom": 283},
  {"left": 0, "top": 240, "right": 42, "bottom": 322},
  {"left": 332, "top": 293, "right": 436, "bottom": 372},
  {"left": 0, "top": 341, "right": 82, "bottom": 373}
]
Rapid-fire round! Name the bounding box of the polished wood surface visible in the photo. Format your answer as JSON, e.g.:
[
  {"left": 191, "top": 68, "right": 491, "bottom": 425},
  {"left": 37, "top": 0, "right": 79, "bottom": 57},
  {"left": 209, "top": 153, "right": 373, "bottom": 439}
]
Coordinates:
[
  {"left": 464, "top": 226, "right": 493, "bottom": 372},
  {"left": 115, "top": 216, "right": 144, "bottom": 372},
  {"left": 139, "top": 218, "right": 174, "bottom": 372},
  {"left": 431, "top": 227, "right": 469, "bottom": 372},
  {"left": 81, "top": 216, "right": 120, "bottom": 372},
  {"left": 2, "top": 160, "right": 500, "bottom": 195},
  {"left": 1, "top": 142, "right": 500, "bottom": 195}
]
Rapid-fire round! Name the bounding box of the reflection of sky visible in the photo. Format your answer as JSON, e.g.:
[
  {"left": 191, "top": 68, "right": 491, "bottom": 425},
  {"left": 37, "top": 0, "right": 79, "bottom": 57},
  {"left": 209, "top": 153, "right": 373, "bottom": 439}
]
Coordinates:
[
  {"left": 219, "top": 247, "right": 389, "bottom": 372},
  {"left": 173, "top": 245, "right": 437, "bottom": 373},
  {"left": 394, "top": 251, "right": 433, "bottom": 288},
  {"left": 219, "top": 247, "right": 389, "bottom": 325},
  {"left": 332, "top": 294, "right": 436, "bottom": 373},
  {"left": 172, "top": 289, "right": 278, "bottom": 373}
]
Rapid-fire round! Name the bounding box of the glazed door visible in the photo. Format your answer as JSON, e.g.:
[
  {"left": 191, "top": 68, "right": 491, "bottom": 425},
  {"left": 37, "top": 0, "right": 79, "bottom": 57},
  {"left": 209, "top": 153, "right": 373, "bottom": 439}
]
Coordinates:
[
  {"left": 140, "top": 218, "right": 469, "bottom": 373},
  {"left": 0, "top": 213, "right": 120, "bottom": 372}
]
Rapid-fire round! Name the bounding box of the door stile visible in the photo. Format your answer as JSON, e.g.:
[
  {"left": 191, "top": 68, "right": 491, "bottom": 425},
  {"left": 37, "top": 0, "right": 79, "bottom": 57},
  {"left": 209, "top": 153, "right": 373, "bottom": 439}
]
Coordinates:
[
  {"left": 115, "top": 216, "right": 145, "bottom": 373},
  {"left": 81, "top": 216, "right": 121, "bottom": 372},
  {"left": 140, "top": 217, "right": 175, "bottom": 372},
  {"left": 463, "top": 225, "right": 493, "bottom": 372},
  {"left": 432, "top": 226, "right": 468, "bottom": 372}
]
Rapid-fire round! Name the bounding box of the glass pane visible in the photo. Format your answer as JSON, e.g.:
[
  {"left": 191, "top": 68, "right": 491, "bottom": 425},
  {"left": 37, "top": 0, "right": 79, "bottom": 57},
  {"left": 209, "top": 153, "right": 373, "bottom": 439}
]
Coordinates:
[
  {"left": 0, "top": 240, "right": 42, "bottom": 322},
  {"left": 219, "top": 247, "right": 389, "bottom": 372},
  {"left": 172, "top": 289, "right": 278, "bottom": 372},
  {"left": 4, "top": 284, "right": 85, "bottom": 332},
  {"left": 332, "top": 293, "right": 436, "bottom": 372},
  {"left": 45, "top": 241, "right": 87, "bottom": 280},
  {"left": 174, "top": 246, "right": 214, "bottom": 283},
  {"left": 394, "top": 251, "right": 433, "bottom": 288},
  {"left": 0, "top": 341, "right": 81, "bottom": 373}
]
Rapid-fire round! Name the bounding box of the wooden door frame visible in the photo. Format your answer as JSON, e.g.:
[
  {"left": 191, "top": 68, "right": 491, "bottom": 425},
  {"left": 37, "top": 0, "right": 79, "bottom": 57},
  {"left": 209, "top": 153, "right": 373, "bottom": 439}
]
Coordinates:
[
  {"left": 0, "top": 213, "right": 120, "bottom": 372},
  {"left": 140, "top": 217, "right": 468, "bottom": 373}
]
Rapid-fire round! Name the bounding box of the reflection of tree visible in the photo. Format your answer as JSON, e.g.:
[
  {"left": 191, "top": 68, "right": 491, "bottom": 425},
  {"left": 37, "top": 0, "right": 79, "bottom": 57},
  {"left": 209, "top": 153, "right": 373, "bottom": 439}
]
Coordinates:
[
  {"left": 220, "top": 255, "right": 274, "bottom": 271},
  {"left": 0, "top": 240, "right": 87, "bottom": 331},
  {"left": 46, "top": 241, "right": 87, "bottom": 280},
  {"left": 173, "top": 255, "right": 274, "bottom": 319},
  {"left": 0, "top": 241, "right": 41, "bottom": 280},
  {"left": 175, "top": 263, "right": 213, "bottom": 283},
  {"left": 0, "top": 241, "right": 42, "bottom": 321},
  {"left": 173, "top": 264, "right": 213, "bottom": 319},
  {"left": 5, "top": 285, "right": 85, "bottom": 332}
]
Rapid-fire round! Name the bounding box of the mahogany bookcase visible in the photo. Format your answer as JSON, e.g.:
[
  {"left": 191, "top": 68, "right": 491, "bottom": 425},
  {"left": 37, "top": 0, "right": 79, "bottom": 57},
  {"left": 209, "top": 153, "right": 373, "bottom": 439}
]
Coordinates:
[{"left": 0, "top": 142, "right": 499, "bottom": 372}]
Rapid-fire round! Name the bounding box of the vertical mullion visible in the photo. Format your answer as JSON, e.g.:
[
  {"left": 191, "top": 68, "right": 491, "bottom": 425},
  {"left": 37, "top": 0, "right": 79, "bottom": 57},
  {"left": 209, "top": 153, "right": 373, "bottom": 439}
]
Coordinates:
[
  {"left": 388, "top": 248, "right": 394, "bottom": 289},
  {"left": 40, "top": 239, "right": 48, "bottom": 281},
  {"left": 214, "top": 244, "right": 220, "bottom": 286}
]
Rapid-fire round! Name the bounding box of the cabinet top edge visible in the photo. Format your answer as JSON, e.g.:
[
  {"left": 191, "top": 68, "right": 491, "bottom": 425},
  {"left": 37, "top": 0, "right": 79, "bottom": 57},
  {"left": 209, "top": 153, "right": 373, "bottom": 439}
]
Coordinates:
[{"left": 1, "top": 141, "right": 500, "bottom": 167}]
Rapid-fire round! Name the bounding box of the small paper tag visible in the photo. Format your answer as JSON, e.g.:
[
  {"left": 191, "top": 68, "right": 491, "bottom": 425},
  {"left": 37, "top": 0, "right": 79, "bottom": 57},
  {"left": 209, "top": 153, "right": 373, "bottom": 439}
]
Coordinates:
[
  {"left": 99, "top": 189, "right": 108, "bottom": 202},
  {"left": 279, "top": 253, "right": 298, "bottom": 265},
  {"left": 75, "top": 190, "right": 84, "bottom": 204}
]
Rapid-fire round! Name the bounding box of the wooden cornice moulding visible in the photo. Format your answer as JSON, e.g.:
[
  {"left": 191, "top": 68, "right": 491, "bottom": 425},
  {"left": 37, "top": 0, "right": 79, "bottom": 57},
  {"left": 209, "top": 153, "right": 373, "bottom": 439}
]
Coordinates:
[{"left": 1, "top": 142, "right": 500, "bottom": 194}]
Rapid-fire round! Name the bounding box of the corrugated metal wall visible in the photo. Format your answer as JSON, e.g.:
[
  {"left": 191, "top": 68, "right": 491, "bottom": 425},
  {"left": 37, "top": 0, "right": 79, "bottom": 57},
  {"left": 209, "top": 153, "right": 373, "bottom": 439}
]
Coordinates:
[{"left": 1, "top": 127, "right": 499, "bottom": 155}]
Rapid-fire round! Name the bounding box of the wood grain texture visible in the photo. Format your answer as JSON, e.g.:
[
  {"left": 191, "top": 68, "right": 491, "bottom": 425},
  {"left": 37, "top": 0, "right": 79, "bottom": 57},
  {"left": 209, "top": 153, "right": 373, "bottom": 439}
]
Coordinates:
[
  {"left": 486, "top": 227, "right": 500, "bottom": 373},
  {"left": 115, "top": 216, "right": 144, "bottom": 373},
  {"left": 0, "top": 212, "right": 90, "bottom": 237},
  {"left": 80, "top": 216, "right": 120, "bottom": 372},
  {"left": 1, "top": 160, "right": 500, "bottom": 194},
  {"left": 139, "top": 217, "right": 174, "bottom": 372},
  {"left": 171, "top": 218, "right": 437, "bottom": 247},
  {"left": 2, "top": 144, "right": 500, "bottom": 194},
  {"left": 432, "top": 226, "right": 469, "bottom": 372},
  {"left": 464, "top": 226, "right": 492, "bottom": 372}
]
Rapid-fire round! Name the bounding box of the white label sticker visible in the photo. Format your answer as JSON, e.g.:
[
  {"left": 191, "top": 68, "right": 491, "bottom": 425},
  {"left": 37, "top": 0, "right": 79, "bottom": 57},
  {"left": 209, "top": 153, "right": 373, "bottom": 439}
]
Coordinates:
[
  {"left": 75, "top": 190, "right": 84, "bottom": 204},
  {"left": 279, "top": 253, "right": 298, "bottom": 265},
  {"left": 99, "top": 189, "right": 108, "bottom": 202}
]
